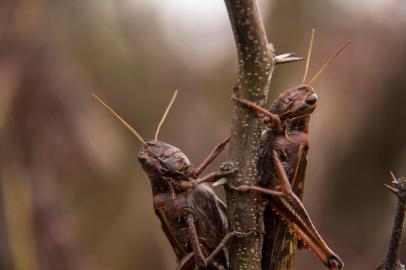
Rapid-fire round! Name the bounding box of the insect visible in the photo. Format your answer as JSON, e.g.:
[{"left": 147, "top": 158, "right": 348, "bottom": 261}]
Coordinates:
[
  {"left": 92, "top": 91, "right": 240, "bottom": 270},
  {"left": 232, "top": 31, "right": 349, "bottom": 270}
]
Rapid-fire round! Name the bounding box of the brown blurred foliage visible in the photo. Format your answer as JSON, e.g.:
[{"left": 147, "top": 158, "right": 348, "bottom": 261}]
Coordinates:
[{"left": 0, "top": 1, "right": 405, "bottom": 270}]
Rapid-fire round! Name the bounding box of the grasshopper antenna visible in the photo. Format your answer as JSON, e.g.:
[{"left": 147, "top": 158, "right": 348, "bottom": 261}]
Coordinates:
[
  {"left": 154, "top": 90, "right": 178, "bottom": 141},
  {"left": 307, "top": 39, "right": 351, "bottom": 86},
  {"left": 92, "top": 93, "right": 147, "bottom": 146},
  {"left": 302, "top": 28, "right": 315, "bottom": 84}
]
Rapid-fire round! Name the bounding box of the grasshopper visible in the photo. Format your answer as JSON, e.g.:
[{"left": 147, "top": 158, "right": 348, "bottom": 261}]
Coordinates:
[
  {"left": 93, "top": 91, "right": 240, "bottom": 270},
  {"left": 232, "top": 31, "right": 349, "bottom": 270}
]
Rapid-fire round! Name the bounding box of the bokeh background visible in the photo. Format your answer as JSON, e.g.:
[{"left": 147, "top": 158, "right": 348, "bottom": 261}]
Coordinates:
[{"left": 1, "top": 0, "right": 406, "bottom": 269}]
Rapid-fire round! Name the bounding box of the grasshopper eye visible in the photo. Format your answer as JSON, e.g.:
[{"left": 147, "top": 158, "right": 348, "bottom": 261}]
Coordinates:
[{"left": 306, "top": 93, "right": 318, "bottom": 105}]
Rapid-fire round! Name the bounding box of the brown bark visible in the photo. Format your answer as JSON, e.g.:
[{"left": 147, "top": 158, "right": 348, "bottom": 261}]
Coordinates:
[
  {"left": 223, "top": 1, "right": 275, "bottom": 269},
  {"left": 377, "top": 176, "right": 406, "bottom": 270}
]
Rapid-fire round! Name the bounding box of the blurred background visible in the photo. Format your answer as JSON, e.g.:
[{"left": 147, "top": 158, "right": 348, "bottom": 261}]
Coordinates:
[{"left": 0, "top": 0, "right": 406, "bottom": 269}]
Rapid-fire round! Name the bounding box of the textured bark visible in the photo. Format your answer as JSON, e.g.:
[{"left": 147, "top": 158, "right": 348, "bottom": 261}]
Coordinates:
[
  {"left": 377, "top": 177, "right": 406, "bottom": 270},
  {"left": 224, "top": 1, "right": 275, "bottom": 269}
]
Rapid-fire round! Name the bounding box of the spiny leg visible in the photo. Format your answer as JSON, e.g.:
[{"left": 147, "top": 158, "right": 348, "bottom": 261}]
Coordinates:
[
  {"left": 191, "top": 137, "right": 230, "bottom": 178},
  {"left": 271, "top": 151, "right": 343, "bottom": 270},
  {"left": 271, "top": 150, "right": 294, "bottom": 194},
  {"left": 229, "top": 184, "right": 283, "bottom": 197},
  {"left": 231, "top": 150, "right": 343, "bottom": 269},
  {"left": 228, "top": 150, "right": 294, "bottom": 196},
  {"left": 289, "top": 144, "right": 307, "bottom": 193},
  {"left": 190, "top": 167, "right": 236, "bottom": 186},
  {"left": 187, "top": 214, "right": 244, "bottom": 269},
  {"left": 187, "top": 214, "right": 208, "bottom": 267},
  {"left": 202, "top": 232, "right": 235, "bottom": 270},
  {"left": 180, "top": 168, "right": 237, "bottom": 190},
  {"left": 176, "top": 251, "right": 226, "bottom": 270},
  {"left": 205, "top": 231, "right": 246, "bottom": 264},
  {"left": 284, "top": 144, "right": 308, "bottom": 250},
  {"left": 176, "top": 252, "right": 194, "bottom": 270}
]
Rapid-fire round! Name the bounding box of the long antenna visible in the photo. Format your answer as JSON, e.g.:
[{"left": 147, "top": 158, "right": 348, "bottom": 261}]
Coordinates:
[
  {"left": 92, "top": 93, "right": 147, "bottom": 146},
  {"left": 154, "top": 90, "right": 178, "bottom": 141},
  {"left": 307, "top": 39, "right": 351, "bottom": 86},
  {"left": 302, "top": 28, "right": 315, "bottom": 84}
]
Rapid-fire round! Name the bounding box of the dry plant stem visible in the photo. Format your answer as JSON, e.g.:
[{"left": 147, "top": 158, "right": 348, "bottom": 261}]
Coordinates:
[
  {"left": 386, "top": 202, "right": 406, "bottom": 269},
  {"left": 377, "top": 177, "right": 406, "bottom": 270},
  {"left": 224, "top": 0, "right": 274, "bottom": 269}
]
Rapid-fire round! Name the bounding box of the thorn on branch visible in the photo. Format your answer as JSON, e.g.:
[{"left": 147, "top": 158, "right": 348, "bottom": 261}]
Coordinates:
[{"left": 275, "top": 53, "right": 304, "bottom": 65}]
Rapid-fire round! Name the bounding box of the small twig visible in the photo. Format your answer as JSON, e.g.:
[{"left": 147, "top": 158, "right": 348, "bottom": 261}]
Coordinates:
[{"left": 377, "top": 172, "right": 406, "bottom": 270}]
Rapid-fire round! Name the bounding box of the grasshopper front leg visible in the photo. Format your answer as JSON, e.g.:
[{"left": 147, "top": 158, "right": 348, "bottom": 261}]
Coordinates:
[
  {"left": 178, "top": 164, "right": 237, "bottom": 191},
  {"left": 233, "top": 96, "right": 282, "bottom": 131},
  {"left": 191, "top": 137, "right": 230, "bottom": 178}
]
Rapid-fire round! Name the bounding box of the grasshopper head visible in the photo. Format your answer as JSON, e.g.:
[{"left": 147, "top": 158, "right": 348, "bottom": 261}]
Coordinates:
[
  {"left": 270, "top": 85, "right": 318, "bottom": 119},
  {"left": 138, "top": 140, "right": 192, "bottom": 179}
]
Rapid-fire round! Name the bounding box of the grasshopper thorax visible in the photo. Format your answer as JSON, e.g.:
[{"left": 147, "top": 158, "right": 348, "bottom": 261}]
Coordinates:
[
  {"left": 138, "top": 140, "right": 192, "bottom": 179},
  {"left": 270, "top": 84, "right": 318, "bottom": 120}
]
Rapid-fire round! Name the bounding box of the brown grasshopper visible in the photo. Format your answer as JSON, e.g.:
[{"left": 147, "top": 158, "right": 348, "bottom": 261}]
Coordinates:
[
  {"left": 232, "top": 31, "right": 349, "bottom": 270},
  {"left": 92, "top": 91, "right": 240, "bottom": 270}
]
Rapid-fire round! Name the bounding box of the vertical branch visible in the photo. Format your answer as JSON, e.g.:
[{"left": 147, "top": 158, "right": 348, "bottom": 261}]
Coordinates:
[
  {"left": 377, "top": 175, "right": 406, "bottom": 270},
  {"left": 224, "top": 1, "right": 274, "bottom": 269}
]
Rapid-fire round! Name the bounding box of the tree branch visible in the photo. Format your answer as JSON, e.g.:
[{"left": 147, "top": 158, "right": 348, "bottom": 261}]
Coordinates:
[
  {"left": 377, "top": 174, "right": 406, "bottom": 270},
  {"left": 224, "top": 1, "right": 275, "bottom": 269}
]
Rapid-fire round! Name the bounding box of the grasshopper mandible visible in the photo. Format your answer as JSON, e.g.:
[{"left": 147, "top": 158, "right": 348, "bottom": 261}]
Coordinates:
[
  {"left": 233, "top": 31, "right": 349, "bottom": 270},
  {"left": 93, "top": 91, "right": 240, "bottom": 270}
]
